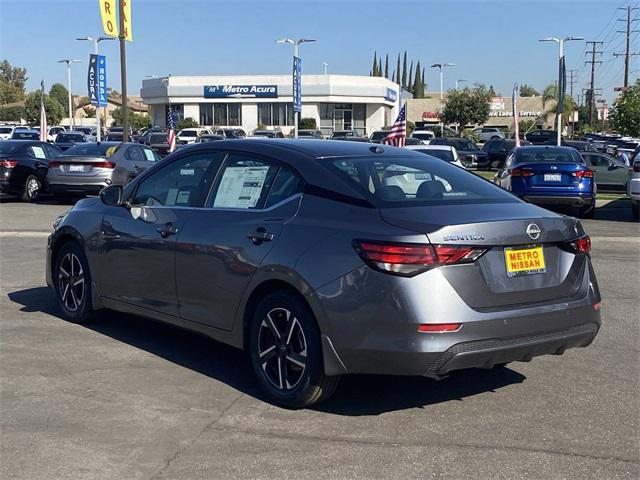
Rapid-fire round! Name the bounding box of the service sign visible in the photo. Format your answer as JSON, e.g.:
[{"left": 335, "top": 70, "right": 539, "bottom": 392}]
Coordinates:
[
  {"left": 293, "top": 56, "right": 302, "bottom": 112},
  {"left": 204, "top": 85, "right": 278, "bottom": 98}
]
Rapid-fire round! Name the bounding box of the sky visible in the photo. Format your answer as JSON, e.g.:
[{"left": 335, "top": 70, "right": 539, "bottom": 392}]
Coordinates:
[{"left": 1, "top": 0, "right": 638, "bottom": 104}]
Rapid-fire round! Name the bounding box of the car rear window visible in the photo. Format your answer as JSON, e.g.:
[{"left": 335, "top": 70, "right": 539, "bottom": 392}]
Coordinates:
[
  {"left": 0, "top": 143, "right": 21, "bottom": 155},
  {"left": 150, "top": 134, "right": 168, "bottom": 143},
  {"left": 0, "top": 127, "right": 13, "bottom": 134},
  {"left": 180, "top": 130, "right": 198, "bottom": 137},
  {"left": 414, "top": 149, "right": 455, "bottom": 163},
  {"left": 62, "top": 143, "right": 117, "bottom": 156},
  {"left": 57, "top": 133, "right": 85, "bottom": 142},
  {"left": 514, "top": 148, "right": 584, "bottom": 164},
  {"left": 323, "top": 155, "right": 517, "bottom": 207}
]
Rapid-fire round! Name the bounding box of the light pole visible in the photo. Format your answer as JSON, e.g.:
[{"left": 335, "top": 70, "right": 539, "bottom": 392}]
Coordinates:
[
  {"left": 455, "top": 79, "right": 467, "bottom": 91},
  {"left": 77, "top": 36, "right": 115, "bottom": 142},
  {"left": 57, "top": 59, "right": 81, "bottom": 130},
  {"left": 431, "top": 63, "right": 455, "bottom": 135},
  {"left": 539, "top": 36, "right": 583, "bottom": 145},
  {"left": 276, "top": 38, "right": 316, "bottom": 138},
  {"left": 323, "top": 62, "right": 328, "bottom": 75}
]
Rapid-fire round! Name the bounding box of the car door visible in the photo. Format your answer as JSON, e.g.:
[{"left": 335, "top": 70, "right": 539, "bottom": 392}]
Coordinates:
[
  {"left": 584, "top": 153, "right": 622, "bottom": 191},
  {"left": 98, "top": 151, "right": 221, "bottom": 316},
  {"left": 121, "top": 145, "right": 157, "bottom": 180},
  {"left": 175, "top": 152, "right": 304, "bottom": 331}
]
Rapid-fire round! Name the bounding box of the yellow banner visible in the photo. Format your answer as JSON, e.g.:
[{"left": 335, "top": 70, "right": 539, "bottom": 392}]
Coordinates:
[
  {"left": 98, "top": 0, "right": 118, "bottom": 37},
  {"left": 122, "top": 0, "right": 132, "bottom": 41}
]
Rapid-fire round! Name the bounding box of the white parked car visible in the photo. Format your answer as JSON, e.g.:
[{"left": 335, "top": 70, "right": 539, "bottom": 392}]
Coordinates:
[
  {"left": 0, "top": 125, "right": 16, "bottom": 140},
  {"left": 410, "top": 129, "right": 435, "bottom": 143},
  {"left": 404, "top": 144, "right": 466, "bottom": 168},
  {"left": 176, "top": 127, "right": 213, "bottom": 145},
  {"left": 629, "top": 153, "right": 640, "bottom": 220},
  {"left": 47, "top": 126, "right": 67, "bottom": 142},
  {"left": 472, "top": 127, "right": 505, "bottom": 142},
  {"left": 74, "top": 126, "right": 98, "bottom": 142}
]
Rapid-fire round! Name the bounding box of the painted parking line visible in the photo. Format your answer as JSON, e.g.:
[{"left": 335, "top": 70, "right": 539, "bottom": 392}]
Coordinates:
[{"left": 0, "top": 231, "right": 50, "bottom": 238}]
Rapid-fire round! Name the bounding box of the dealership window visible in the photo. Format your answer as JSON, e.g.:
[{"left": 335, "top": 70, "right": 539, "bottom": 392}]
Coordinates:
[
  {"left": 165, "top": 104, "right": 184, "bottom": 123},
  {"left": 203, "top": 103, "right": 242, "bottom": 126},
  {"left": 318, "top": 103, "right": 366, "bottom": 136},
  {"left": 257, "top": 103, "right": 294, "bottom": 126}
]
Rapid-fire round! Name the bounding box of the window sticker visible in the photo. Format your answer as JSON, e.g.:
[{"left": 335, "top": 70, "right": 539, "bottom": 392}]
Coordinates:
[
  {"left": 176, "top": 190, "right": 191, "bottom": 204},
  {"left": 165, "top": 188, "right": 179, "bottom": 206},
  {"left": 180, "top": 168, "right": 195, "bottom": 176},
  {"left": 214, "top": 166, "right": 269, "bottom": 209},
  {"left": 143, "top": 149, "right": 156, "bottom": 161},
  {"left": 31, "top": 146, "right": 46, "bottom": 159}
]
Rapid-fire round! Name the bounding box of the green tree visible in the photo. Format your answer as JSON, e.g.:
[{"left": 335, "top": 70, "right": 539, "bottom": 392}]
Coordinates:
[
  {"left": 384, "top": 54, "right": 389, "bottom": 79},
  {"left": 83, "top": 106, "right": 96, "bottom": 118},
  {"left": 298, "top": 117, "right": 317, "bottom": 129},
  {"left": 440, "top": 86, "right": 492, "bottom": 128},
  {"left": 0, "top": 105, "right": 25, "bottom": 121},
  {"left": 111, "top": 106, "right": 150, "bottom": 129},
  {"left": 176, "top": 117, "right": 199, "bottom": 130},
  {"left": 413, "top": 61, "right": 423, "bottom": 98},
  {"left": 0, "top": 60, "right": 27, "bottom": 105},
  {"left": 24, "top": 91, "right": 65, "bottom": 125},
  {"left": 371, "top": 52, "right": 378, "bottom": 77},
  {"left": 408, "top": 61, "right": 414, "bottom": 92},
  {"left": 608, "top": 79, "right": 640, "bottom": 137},
  {"left": 401, "top": 51, "right": 407, "bottom": 88},
  {"left": 421, "top": 68, "right": 426, "bottom": 91},
  {"left": 519, "top": 84, "right": 539, "bottom": 97},
  {"left": 395, "top": 54, "right": 401, "bottom": 84},
  {"left": 488, "top": 85, "right": 496, "bottom": 96},
  {"left": 378, "top": 58, "right": 382, "bottom": 78},
  {"left": 541, "top": 83, "right": 577, "bottom": 127},
  {"left": 49, "top": 83, "right": 69, "bottom": 110}
]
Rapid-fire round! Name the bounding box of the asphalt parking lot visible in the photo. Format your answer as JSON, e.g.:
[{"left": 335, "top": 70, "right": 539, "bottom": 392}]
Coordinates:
[{"left": 0, "top": 197, "right": 638, "bottom": 480}]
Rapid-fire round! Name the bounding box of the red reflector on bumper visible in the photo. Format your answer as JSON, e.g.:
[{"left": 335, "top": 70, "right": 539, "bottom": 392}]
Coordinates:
[
  {"left": 593, "top": 302, "right": 601, "bottom": 311},
  {"left": 418, "top": 323, "right": 462, "bottom": 333}
]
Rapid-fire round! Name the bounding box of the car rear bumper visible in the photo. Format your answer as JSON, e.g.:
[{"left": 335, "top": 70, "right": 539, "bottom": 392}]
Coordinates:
[
  {"left": 522, "top": 193, "right": 595, "bottom": 209},
  {"left": 47, "top": 183, "right": 105, "bottom": 195},
  {"left": 628, "top": 177, "right": 640, "bottom": 201}
]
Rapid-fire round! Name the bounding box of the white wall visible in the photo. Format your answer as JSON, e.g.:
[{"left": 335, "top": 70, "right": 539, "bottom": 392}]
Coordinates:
[
  {"left": 183, "top": 104, "right": 199, "bottom": 123},
  {"left": 366, "top": 104, "right": 387, "bottom": 133},
  {"left": 242, "top": 104, "right": 258, "bottom": 132}
]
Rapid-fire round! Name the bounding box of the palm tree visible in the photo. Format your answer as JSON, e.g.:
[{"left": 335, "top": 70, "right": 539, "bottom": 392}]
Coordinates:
[{"left": 541, "top": 83, "right": 577, "bottom": 128}]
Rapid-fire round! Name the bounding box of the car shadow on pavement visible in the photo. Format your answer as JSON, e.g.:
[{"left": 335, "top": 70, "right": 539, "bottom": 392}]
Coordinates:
[
  {"left": 8, "top": 286, "right": 527, "bottom": 415},
  {"left": 593, "top": 198, "right": 637, "bottom": 223}
]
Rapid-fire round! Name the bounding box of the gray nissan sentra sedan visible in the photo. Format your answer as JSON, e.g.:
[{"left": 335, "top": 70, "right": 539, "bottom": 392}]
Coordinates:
[{"left": 46, "top": 139, "right": 601, "bottom": 408}]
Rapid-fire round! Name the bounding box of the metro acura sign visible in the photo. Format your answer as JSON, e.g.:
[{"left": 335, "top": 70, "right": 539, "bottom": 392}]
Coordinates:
[{"left": 204, "top": 85, "right": 278, "bottom": 98}]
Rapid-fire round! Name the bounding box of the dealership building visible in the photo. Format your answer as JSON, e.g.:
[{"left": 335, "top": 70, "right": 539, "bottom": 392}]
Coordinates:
[{"left": 140, "top": 74, "right": 401, "bottom": 137}]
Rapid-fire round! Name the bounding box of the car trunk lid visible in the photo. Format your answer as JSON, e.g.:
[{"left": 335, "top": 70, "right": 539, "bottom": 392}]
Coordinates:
[
  {"left": 49, "top": 156, "right": 115, "bottom": 177},
  {"left": 511, "top": 162, "right": 585, "bottom": 189},
  {"left": 380, "top": 203, "right": 588, "bottom": 310}
]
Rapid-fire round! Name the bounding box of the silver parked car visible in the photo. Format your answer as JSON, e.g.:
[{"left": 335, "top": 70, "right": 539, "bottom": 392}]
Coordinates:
[
  {"left": 46, "top": 140, "right": 600, "bottom": 408},
  {"left": 46, "top": 142, "right": 160, "bottom": 201}
]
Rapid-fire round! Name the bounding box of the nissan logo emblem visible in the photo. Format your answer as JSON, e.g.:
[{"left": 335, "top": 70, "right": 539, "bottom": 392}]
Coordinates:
[{"left": 526, "top": 223, "right": 541, "bottom": 240}]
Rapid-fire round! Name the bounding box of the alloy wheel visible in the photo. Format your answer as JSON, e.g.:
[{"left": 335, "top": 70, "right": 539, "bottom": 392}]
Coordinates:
[
  {"left": 57, "top": 253, "right": 85, "bottom": 312},
  {"left": 257, "top": 307, "right": 307, "bottom": 391},
  {"left": 26, "top": 177, "right": 40, "bottom": 199}
]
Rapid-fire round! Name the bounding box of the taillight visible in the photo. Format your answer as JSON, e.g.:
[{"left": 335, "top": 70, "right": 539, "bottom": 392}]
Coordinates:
[
  {"left": 509, "top": 168, "right": 535, "bottom": 177},
  {"left": 0, "top": 160, "right": 18, "bottom": 168},
  {"left": 418, "top": 323, "right": 462, "bottom": 333},
  {"left": 48, "top": 161, "right": 61, "bottom": 168},
  {"left": 633, "top": 161, "right": 640, "bottom": 173},
  {"left": 353, "top": 241, "right": 487, "bottom": 276},
  {"left": 560, "top": 235, "right": 591, "bottom": 255},
  {"left": 92, "top": 161, "right": 116, "bottom": 169},
  {"left": 572, "top": 170, "right": 593, "bottom": 179}
]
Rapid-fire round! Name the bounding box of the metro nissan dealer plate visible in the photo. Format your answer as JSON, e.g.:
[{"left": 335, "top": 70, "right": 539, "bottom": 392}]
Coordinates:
[{"left": 504, "top": 245, "right": 546, "bottom": 277}]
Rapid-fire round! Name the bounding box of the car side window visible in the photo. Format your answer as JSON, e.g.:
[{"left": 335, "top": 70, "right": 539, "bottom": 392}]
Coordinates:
[
  {"left": 131, "top": 153, "right": 220, "bottom": 207},
  {"left": 125, "top": 146, "right": 145, "bottom": 162},
  {"left": 264, "top": 167, "right": 304, "bottom": 208},
  {"left": 208, "top": 154, "right": 278, "bottom": 209},
  {"left": 28, "top": 145, "right": 47, "bottom": 159},
  {"left": 41, "top": 143, "right": 61, "bottom": 158},
  {"left": 141, "top": 147, "right": 160, "bottom": 162}
]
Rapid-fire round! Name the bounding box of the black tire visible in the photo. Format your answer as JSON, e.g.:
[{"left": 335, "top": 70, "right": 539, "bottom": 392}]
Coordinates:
[
  {"left": 21, "top": 174, "right": 41, "bottom": 202},
  {"left": 490, "top": 160, "right": 502, "bottom": 170},
  {"left": 53, "top": 241, "right": 95, "bottom": 323},
  {"left": 632, "top": 201, "right": 639, "bottom": 221},
  {"left": 248, "top": 290, "right": 340, "bottom": 408}
]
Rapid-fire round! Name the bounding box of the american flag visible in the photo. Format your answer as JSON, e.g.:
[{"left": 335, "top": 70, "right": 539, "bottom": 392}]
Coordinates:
[
  {"left": 382, "top": 104, "right": 406, "bottom": 147},
  {"left": 167, "top": 106, "right": 176, "bottom": 153},
  {"left": 39, "top": 80, "right": 47, "bottom": 142}
]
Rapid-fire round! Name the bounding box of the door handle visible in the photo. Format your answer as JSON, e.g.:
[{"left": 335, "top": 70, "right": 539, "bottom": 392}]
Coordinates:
[
  {"left": 157, "top": 222, "right": 178, "bottom": 238},
  {"left": 247, "top": 227, "right": 274, "bottom": 245}
]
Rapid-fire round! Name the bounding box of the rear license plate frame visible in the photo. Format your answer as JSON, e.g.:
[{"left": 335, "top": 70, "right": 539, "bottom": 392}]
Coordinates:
[
  {"left": 504, "top": 245, "right": 546, "bottom": 278},
  {"left": 69, "top": 165, "right": 84, "bottom": 172},
  {"left": 543, "top": 173, "right": 562, "bottom": 182}
]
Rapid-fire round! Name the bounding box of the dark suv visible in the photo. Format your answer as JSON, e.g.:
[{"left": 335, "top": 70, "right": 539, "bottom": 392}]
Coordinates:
[
  {"left": 525, "top": 129, "right": 558, "bottom": 145},
  {"left": 429, "top": 137, "right": 490, "bottom": 169},
  {"left": 482, "top": 138, "right": 532, "bottom": 169}
]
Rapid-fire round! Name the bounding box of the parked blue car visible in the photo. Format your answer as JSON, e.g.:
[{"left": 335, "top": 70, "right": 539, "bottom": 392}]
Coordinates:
[{"left": 496, "top": 146, "right": 595, "bottom": 218}]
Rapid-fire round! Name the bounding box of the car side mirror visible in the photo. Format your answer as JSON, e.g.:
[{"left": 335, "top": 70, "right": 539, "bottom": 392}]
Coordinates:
[{"left": 100, "top": 185, "right": 124, "bottom": 207}]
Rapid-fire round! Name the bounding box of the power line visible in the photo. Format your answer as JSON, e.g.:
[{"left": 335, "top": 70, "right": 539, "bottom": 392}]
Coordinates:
[
  {"left": 613, "top": 4, "right": 640, "bottom": 88},
  {"left": 585, "top": 41, "right": 604, "bottom": 126}
]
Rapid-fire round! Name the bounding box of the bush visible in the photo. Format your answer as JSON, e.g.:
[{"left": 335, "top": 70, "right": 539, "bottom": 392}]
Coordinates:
[
  {"left": 298, "top": 117, "right": 316, "bottom": 129},
  {"left": 0, "top": 105, "right": 25, "bottom": 121},
  {"left": 176, "top": 117, "right": 199, "bottom": 130}
]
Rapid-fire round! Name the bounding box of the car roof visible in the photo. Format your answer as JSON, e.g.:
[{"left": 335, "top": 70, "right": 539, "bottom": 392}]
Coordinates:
[
  {"left": 0, "top": 139, "right": 45, "bottom": 145},
  {"left": 405, "top": 145, "right": 453, "bottom": 151},
  {"left": 514, "top": 145, "right": 577, "bottom": 153}
]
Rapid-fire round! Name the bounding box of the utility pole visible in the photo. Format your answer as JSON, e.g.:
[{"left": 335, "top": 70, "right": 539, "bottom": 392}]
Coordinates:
[
  {"left": 567, "top": 69, "right": 578, "bottom": 136},
  {"left": 613, "top": 5, "right": 639, "bottom": 89},
  {"left": 597, "top": 99, "right": 607, "bottom": 131},
  {"left": 118, "top": 0, "right": 128, "bottom": 142},
  {"left": 585, "top": 41, "right": 603, "bottom": 127}
]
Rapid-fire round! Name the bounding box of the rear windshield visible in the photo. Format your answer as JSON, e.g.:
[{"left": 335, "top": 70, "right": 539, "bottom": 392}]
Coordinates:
[
  {"left": 451, "top": 139, "right": 477, "bottom": 150},
  {"left": 370, "top": 131, "right": 389, "bottom": 140},
  {"left": 150, "top": 134, "right": 168, "bottom": 143},
  {"left": 57, "top": 133, "right": 85, "bottom": 142},
  {"left": 0, "top": 127, "right": 12, "bottom": 134},
  {"left": 180, "top": 130, "right": 198, "bottom": 137},
  {"left": 12, "top": 132, "right": 38, "bottom": 139},
  {"left": 514, "top": 148, "right": 584, "bottom": 164},
  {"left": 0, "top": 143, "right": 21, "bottom": 155},
  {"left": 413, "top": 149, "right": 455, "bottom": 163},
  {"left": 61, "top": 143, "right": 117, "bottom": 156},
  {"left": 323, "top": 154, "right": 517, "bottom": 207}
]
